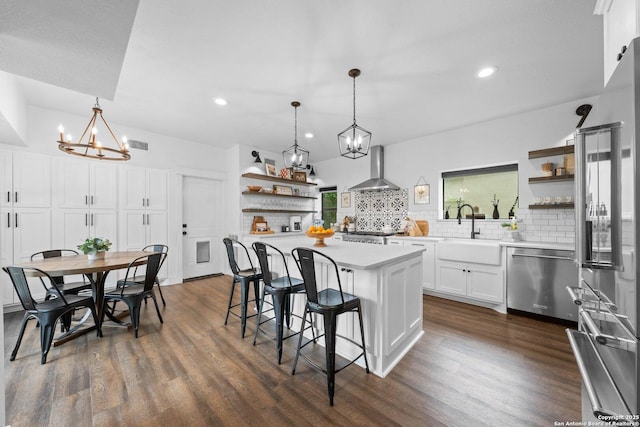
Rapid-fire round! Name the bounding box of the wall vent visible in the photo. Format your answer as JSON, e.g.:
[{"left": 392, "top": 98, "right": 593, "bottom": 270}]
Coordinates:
[{"left": 127, "top": 139, "right": 149, "bottom": 151}]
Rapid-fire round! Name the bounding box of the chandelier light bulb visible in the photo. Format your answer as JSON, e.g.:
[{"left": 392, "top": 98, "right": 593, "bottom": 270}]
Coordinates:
[
  {"left": 58, "top": 124, "right": 64, "bottom": 141},
  {"left": 66, "top": 134, "right": 72, "bottom": 142}
]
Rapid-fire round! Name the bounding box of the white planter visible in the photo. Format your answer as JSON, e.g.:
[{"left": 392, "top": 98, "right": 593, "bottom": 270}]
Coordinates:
[{"left": 87, "top": 251, "right": 106, "bottom": 261}]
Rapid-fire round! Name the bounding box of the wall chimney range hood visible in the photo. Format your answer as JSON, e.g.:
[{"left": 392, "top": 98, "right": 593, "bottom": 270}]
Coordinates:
[{"left": 349, "top": 145, "right": 400, "bottom": 191}]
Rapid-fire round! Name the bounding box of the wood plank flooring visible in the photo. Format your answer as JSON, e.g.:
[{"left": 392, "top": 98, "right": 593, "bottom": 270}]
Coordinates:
[{"left": 4, "top": 275, "right": 581, "bottom": 426}]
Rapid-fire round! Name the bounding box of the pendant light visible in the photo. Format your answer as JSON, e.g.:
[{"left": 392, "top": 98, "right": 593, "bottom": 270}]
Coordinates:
[
  {"left": 338, "top": 68, "right": 371, "bottom": 159},
  {"left": 57, "top": 98, "right": 130, "bottom": 161},
  {"left": 282, "top": 101, "right": 309, "bottom": 170}
]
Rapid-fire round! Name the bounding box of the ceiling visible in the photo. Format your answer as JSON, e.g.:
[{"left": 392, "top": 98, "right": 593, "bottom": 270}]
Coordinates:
[{"left": 0, "top": 0, "right": 603, "bottom": 162}]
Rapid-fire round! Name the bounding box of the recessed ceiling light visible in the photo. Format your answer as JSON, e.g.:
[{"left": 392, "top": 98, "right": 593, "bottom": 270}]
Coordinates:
[
  {"left": 476, "top": 66, "right": 497, "bottom": 78},
  {"left": 214, "top": 98, "right": 228, "bottom": 106},
  {"left": 304, "top": 132, "right": 314, "bottom": 139}
]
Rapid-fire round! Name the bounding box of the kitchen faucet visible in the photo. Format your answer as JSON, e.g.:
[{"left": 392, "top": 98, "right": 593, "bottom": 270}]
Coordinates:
[{"left": 457, "top": 204, "right": 480, "bottom": 239}]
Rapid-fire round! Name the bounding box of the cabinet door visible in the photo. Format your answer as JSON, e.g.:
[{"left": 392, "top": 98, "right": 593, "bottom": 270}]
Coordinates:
[
  {"left": 53, "top": 209, "right": 89, "bottom": 250},
  {"left": 0, "top": 150, "right": 12, "bottom": 208},
  {"left": 146, "top": 168, "right": 167, "bottom": 210},
  {"left": 0, "top": 207, "right": 14, "bottom": 304},
  {"left": 90, "top": 164, "right": 118, "bottom": 209},
  {"left": 406, "top": 241, "right": 436, "bottom": 290},
  {"left": 90, "top": 210, "right": 118, "bottom": 249},
  {"left": 437, "top": 263, "right": 467, "bottom": 296},
  {"left": 13, "top": 208, "right": 51, "bottom": 300},
  {"left": 119, "top": 211, "right": 147, "bottom": 251},
  {"left": 146, "top": 211, "right": 168, "bottom": 246},
  {"left": 12, "top": 152, "right": 51, "bottom": 207},
  {"left": 467, "top": 267, "right": 503, "bottom": 303},
  {"left": 56, "top": 159, "right": 89, "bottom": 208},
  {"left": 121, "top": 167, "right": 147, "bottom": 210}
]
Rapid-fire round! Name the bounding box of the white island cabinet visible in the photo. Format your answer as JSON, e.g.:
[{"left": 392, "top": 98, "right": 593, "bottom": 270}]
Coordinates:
[{"left": 247, "top": 237, "right": 425, "bottom": 378}]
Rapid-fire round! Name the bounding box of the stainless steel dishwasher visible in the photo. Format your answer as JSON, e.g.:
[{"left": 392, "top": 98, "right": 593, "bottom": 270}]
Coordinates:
[{"left": 506, "top": 246, "right": 578, "bottom": 322}]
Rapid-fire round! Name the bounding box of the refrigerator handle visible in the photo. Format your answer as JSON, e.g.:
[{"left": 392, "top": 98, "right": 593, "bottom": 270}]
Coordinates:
[{"left": 609, "top": 126, "right": 622, "bottom": 269}]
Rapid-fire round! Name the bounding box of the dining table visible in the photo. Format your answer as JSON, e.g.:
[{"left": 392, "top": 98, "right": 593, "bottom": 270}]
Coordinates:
[{"left": 18, "top": 250, "right": 150, "bottom": 346}]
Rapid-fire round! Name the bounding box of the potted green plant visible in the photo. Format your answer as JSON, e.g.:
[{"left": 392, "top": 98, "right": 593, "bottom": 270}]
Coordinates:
[{"left": 78, "top": 237, "right": 112, "bottom": 260}]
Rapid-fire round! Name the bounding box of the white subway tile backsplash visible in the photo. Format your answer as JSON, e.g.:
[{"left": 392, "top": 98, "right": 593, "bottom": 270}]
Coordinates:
[{"left": 414, "top": 207, "right": 575, "bottom": 244}]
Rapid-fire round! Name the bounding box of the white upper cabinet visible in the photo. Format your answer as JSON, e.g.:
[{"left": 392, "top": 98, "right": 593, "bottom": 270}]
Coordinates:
[
  {"left": 55, "top": 159, "right": 118, "bottom": 209},
  {"left": 121, "top": 167, "right": 167, "bottom": 210},
  {"left": 1, "top": 150, "right": 51, "bottom": 208},
  {"left": 601, "top": 0, "right": 640, "bottom": 84}
]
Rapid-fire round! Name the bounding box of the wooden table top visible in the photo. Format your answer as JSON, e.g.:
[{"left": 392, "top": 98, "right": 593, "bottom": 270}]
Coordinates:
[{"left": 18, "top": 251, "right": 150, "bottom": 276}]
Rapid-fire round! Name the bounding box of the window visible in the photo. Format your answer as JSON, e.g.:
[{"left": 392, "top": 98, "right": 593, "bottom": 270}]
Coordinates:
[
  {"left": 442, "top": 164, "right": 518, "bottom": 219},
  {"left": 319, "top": 186, "right": 337, "bottom": 228}
]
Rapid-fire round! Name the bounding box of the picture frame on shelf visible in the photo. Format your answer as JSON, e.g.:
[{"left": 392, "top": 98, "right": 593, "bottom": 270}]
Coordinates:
[
  {"left": 292, "top": 171, "right": 307, "bottom": 182},
  {"left": 414, "top": 184, "right": 430, "bottom": 204},
  {"left": 265, "top": 159, "right": 277, "bottom": 177},
  {"left": 341, "top": 192, "right": 351, "bottom": 208},
  {"left": 274, "top": 185, "right": 293, "bottom": 195},
  {"left": 280, "top": 168, "right": 294, "bottom": 180},
  {"left": 255, "top": 222, "right": 268, "bottom": 232}
]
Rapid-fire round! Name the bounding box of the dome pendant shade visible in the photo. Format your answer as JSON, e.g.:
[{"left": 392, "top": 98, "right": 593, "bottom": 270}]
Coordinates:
[
  {"left": 338, "top": 68, "right": 371, "bottom": 159},
  {"left": 282, "top": 101, "right": 309, "bottom": 170}
]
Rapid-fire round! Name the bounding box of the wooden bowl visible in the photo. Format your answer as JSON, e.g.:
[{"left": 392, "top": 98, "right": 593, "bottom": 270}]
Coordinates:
[
  {"left": 305, "top": 230, "right": 335, "bottom": 247},
  {"left": 247, "top": 185, "right": 262, "bottom": 192}
]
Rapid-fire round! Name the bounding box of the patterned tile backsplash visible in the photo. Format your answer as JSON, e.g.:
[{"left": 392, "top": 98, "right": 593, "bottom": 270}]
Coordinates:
[{"left": 354, "top": 189, "right": 408, "bottom": 231}]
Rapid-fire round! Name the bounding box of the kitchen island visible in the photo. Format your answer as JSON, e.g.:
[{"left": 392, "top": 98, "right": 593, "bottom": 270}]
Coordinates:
[{"left": 244, "top": 236, "right": 425, "bottom": 378}]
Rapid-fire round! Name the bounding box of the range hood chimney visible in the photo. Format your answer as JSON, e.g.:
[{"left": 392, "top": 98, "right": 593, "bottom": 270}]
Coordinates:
[{"left": 349, "top": 145, "right": 400, "bottom": 191}]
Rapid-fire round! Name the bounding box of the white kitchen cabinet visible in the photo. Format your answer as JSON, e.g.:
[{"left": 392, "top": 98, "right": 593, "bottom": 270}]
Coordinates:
[
  {"left": 121, "top": 167, "right": 167, "bottom": 211},
  {"left": 0, "top": 150, "right": 51, "bottom": 208},
  {"left": 55, "top": 159, "right": 118, "bottom": 209},
  {"left": 436, "top": 261, "right": 503, "bottom": 303},
  {"left": 1, "top": 207, "right": 52, "bottom": 303},
  {"left": 601, "top": 0, "right": 640, "bottom": 84},
  {"left": 386, "top": 238, "right": 436, "bottom": 290},
  {"left": 0, "top": 151, "right": 53, "bottom": 305},
  {"left": 54, "top": 209, "right": 118, "bottom": 250},
  {"left": 119, "top": 210, "right": 168, "bottom": 251}
]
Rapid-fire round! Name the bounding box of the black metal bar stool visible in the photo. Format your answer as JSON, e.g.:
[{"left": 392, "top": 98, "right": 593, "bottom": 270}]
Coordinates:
[
  {"left": 251, "top": 242, "right": 308, "bottom": 364},
  {"left": 291, "top": 247, "right": 370, "bottom": 406},
  {"left": 223, "top": 238, "right": 262, "bottom": 338}
]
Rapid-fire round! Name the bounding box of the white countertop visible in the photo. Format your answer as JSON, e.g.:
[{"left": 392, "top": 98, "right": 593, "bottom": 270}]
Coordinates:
[{"left": 248, "top": 237, "right": 425, "bottom": 270}]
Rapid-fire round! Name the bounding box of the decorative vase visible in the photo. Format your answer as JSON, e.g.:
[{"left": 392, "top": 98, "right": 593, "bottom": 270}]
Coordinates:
[
  {"left": 87, "top": 251, "right": 106, "bottom": 261},
  {"left": 492, "top": 205, "right": 500, "bottom": 219},
  {"left": 444, "top": 209, "right": 449, "bottom": 219}
]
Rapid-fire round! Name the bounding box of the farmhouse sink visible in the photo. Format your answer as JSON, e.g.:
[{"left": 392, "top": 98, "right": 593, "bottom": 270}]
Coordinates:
[{"left": 437, "top": 239, "right": 502, "bottom": 265}]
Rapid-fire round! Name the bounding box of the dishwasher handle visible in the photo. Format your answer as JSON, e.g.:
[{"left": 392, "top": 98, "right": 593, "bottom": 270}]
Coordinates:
[{"left": 511, "top": 253, "right": 574, "bottom": 262}]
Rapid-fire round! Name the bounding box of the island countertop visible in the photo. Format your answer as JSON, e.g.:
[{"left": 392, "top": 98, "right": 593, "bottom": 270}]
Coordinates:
[{"left": 247, "top": 237, "right": 425, "bottom": 270}]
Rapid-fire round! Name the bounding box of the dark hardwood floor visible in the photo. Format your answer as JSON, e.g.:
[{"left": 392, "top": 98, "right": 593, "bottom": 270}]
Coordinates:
[{"left": 4, "top": 276, "right": 581, "bottom": 426}]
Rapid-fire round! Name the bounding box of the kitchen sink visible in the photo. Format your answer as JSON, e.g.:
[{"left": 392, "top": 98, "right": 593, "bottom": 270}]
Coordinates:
[{"left": 437, "top": 239, "right": 502, "bottom": 265}]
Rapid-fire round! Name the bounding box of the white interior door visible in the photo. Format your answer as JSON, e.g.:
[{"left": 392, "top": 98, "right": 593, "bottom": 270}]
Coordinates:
[{"left": 182, "top": 176, "right": 223, "bottom": 279}]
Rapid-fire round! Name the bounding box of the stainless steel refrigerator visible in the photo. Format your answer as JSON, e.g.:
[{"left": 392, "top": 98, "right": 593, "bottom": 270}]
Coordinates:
[{"left": 566, "top": 37, "right": 639, "bottom": 423}]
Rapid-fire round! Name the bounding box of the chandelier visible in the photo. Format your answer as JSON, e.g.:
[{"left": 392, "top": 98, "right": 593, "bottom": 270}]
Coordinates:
[
  {"left": 282, "top": 101, "right": 309, "bottom": 170},
  {"left": 57, "top": 98, "right": 130, "bottom": 161},
  {"left": 338, "top": 68, "right": 371, "bottom": 159}
]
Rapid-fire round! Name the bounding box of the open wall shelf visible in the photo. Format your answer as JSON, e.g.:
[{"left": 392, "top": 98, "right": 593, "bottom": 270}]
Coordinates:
[
  {"left": 528, "top": 145, "right": 574, "bottom": 159},
  {"left": 241, "top": 172, "right": 317, "bottom": 186}
]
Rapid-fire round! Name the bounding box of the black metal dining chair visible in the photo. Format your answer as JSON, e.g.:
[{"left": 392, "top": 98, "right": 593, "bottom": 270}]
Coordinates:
[
  {"left": 31, "top": 249, "right": 93, "bottom": 332},
  {"left": 291, "top": 247, "right": 370, "bottom": 406},
  {"left": 223, "top": 238, "right": 262, "bottom": 338},
  {"left": 102, "top": 252, "right": 165, "bottom": 338},
  {"left": 251, "top": 241, "right": 308, "bottom": 364},
  {"left": 115, "top": 244, "right": 168, "bottom": 306},
  {"left": 3, "top": 266, "right": 102, "bottom": 364}
]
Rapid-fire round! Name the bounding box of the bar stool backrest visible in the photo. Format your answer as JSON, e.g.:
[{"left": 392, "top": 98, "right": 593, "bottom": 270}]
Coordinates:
[
  {"left": 223, "top": 238, "right": 256, "bottom": 275},
  {"left": 252, "top": 242, "right": 298, "bottom": 287},
  {"left": 292, "top": 247, "right": 345, "bottom": 305}
]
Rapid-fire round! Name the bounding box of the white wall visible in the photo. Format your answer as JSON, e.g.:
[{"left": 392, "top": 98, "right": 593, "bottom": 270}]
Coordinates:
[{"left": 313, "top": 96, "right": 600, "bottom": 243}]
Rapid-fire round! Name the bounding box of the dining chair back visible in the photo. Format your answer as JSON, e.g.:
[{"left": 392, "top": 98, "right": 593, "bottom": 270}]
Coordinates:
[
  {"left": 103, "top": 252, "right": 166, "bottom": 338},
  {"left": 116, "top": 244, "right": 169, "bottom": 306},
  {"left": 3, "top": 265, "right": 102, "bottom": 364}
]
